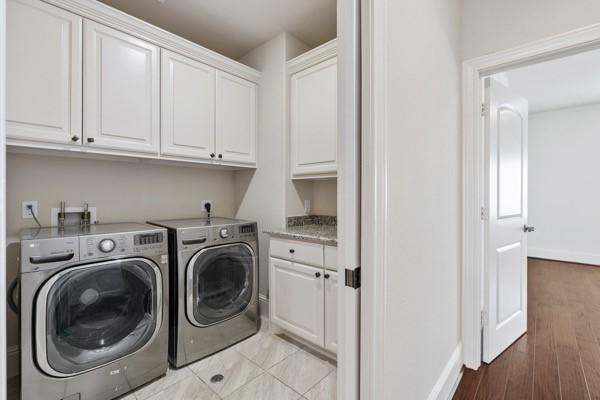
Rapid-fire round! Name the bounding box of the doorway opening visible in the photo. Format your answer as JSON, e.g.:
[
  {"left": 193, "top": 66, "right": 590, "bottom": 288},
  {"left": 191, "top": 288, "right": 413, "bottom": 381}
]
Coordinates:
[{"left": 461, "top": 23, "right": 600, "bottom": 399}]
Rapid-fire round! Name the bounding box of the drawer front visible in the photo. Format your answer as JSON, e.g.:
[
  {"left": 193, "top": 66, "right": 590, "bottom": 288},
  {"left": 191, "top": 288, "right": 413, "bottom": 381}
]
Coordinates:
[
  {"left": 324, "top": 245, "right": 338, "bottom": 271},
  {"left": 270, "top": 238, "right": 324, "bottom": 267}
]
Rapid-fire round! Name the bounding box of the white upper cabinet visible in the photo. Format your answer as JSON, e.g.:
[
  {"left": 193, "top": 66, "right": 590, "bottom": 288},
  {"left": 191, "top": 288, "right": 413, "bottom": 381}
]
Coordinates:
[
  {"left": 161, "top": 50, "right": 216, "bottom": 161},
  {"left": 83, "top": 20, "right": 160, "bottom": 154},
  {"left": 7, "top": 0, "right": 82, "bottom": 145},
  {"left": 216, "top": 71, "right": 257, "bottom": 166},
  {"left": 289, "top": 40, "right": 337, "bottom": 179}
]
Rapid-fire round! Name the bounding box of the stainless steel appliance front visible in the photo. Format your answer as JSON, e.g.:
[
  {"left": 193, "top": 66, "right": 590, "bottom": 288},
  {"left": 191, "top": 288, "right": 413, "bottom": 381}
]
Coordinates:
[
  {"left": 19, "top": 223, "right": 169, "bottom": 400},
  {"left": 147, "top": 218, "right": 259, "bottom": 367}
]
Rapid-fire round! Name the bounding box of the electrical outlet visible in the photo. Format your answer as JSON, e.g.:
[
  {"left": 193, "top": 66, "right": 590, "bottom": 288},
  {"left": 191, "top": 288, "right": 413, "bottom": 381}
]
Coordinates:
[
  {"left": 304, "top": 199, "right": 311, "bottom": 214},
  {"left": 201, "top": 200, "right": 213, "bottom": 212},
  {"left": 22, "top": 201, "right": 39, "bottom": 219}
]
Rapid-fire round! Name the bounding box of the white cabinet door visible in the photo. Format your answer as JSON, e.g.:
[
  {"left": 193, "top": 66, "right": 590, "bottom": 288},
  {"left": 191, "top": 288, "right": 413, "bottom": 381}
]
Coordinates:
[
  {"left": 324, "top": 270, "right": 338, "bottom": 353},
  {"left": 84, "top": 20, "right": 160, "bottom": 154},
  {"left": 270, "top": 258, "right": 324, "bottom": 346},
  {"left": 216, "top": 71, "right": 257, "bottom": 166},
  {"left": 7, "top": 0, "right": 82, "bottom": 145},
  {"left": 161, "top": 50, "right": 215, "bottom": 161},
  {"left": 290, "top": 57, "right": 337, "bottom": 178}
]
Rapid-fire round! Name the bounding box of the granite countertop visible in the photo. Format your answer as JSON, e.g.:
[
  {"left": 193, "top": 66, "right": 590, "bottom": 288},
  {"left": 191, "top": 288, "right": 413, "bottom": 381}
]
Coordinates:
[{"left": 264, "top": 215, "right": 337, "bottom": 246}]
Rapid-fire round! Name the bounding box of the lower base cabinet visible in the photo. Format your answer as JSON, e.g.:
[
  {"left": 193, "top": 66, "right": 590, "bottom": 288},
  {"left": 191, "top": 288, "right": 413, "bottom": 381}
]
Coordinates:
[
  {"left": 269, "top": 242, "right": 337, "bottom": 354},
  {"left": 270, "top": 258, "right": 324, "bottom": 346}
]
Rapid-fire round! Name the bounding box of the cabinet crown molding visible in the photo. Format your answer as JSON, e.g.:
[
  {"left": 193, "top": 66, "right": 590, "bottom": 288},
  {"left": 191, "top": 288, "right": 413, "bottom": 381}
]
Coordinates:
[
  {"left": 287, "top": 38, "right": 337, "bottom": 75},
  {"left": 41, "top": 0, "right": 260, "bottom": 83}
]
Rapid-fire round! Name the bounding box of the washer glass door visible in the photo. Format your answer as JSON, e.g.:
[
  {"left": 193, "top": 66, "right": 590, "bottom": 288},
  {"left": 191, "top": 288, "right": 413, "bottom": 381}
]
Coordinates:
[
  {"left": 187, "top": 243, "right": 255, "bottom": 326},
  {"left": 37, "top": 258, "right": 162, "bottom": 376}
]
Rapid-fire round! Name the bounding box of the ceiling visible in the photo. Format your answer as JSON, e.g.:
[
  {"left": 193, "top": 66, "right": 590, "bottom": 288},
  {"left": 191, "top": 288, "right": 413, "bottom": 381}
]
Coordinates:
[
  {"left": 495, "top": 47, "right": 600, "bottom": 113},
  {"left": 98, "top": 0, "right": 337, "bottom": 59}
]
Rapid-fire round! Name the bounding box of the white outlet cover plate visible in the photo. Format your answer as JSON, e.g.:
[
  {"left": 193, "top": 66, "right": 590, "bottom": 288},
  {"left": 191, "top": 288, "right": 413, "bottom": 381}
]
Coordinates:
[{"left": 22, "top": 201, "right": 38, "bottom": 219}]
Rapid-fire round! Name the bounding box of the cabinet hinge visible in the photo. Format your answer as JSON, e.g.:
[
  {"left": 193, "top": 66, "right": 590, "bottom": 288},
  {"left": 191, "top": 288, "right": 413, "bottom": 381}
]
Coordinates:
[
  {"left": 345, "top": 267, "right": 361, "bottom": 289},
  {"left": 481, "top": 310, "right": 488, "bottom": 327},
  {"left": 481, "top": 207, "right": 489, "bottom": 221},
  {"left": 481, "top": 103, "right": 489, "bottom": 117}
]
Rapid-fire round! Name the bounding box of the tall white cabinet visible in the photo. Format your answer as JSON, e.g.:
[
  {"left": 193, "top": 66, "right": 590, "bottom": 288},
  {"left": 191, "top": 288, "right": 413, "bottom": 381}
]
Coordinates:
[
  {"left": 6, "top": 0, "right": 82, "bottom": 145},
  {"left": 289, "top": 40, "right": 337, "bottom": 179},
  {"left": 83, "top": 21, "right": 160, "bottom": 154},
  {"left": 161, "top": 50, "right": 216, "bottom": 161},
  {"left": 216, "top": 71, "right": 257, "bottom": 165}
]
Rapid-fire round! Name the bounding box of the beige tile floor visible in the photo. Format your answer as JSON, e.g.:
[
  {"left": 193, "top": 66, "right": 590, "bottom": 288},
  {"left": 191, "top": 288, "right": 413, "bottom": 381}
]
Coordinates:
[{"left": 7, "top": 326, "right": 337, "bottom": 400}]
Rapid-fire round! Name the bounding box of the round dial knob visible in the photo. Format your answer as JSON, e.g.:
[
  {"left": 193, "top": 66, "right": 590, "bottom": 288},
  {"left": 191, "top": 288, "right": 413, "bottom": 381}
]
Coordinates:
[
  {"left": 98, "top": 239, "right": 116, "bottom": 253},
  {"left": 219, "top": 228, "right": 229, "bottom": 239}
]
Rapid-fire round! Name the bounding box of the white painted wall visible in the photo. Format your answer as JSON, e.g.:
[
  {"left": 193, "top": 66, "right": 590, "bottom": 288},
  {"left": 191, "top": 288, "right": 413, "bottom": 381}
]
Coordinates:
[
  {"left": 368, "top": 0, "right": 463, "bottom": 398},
  {"left": 528, "top": 103, "right": 600, "bottom": 265},
  {"left": 235, "top": 33, "right": 318, "bottom": 309},
  {"left": 312, "top": 179, "right": 337, "bottom": 215},
  {"left": 462, "top": 0, "right": 600, "bottom": 60},
  {"left": 6, "top": 152, "right": 238, "bottom": 374}
]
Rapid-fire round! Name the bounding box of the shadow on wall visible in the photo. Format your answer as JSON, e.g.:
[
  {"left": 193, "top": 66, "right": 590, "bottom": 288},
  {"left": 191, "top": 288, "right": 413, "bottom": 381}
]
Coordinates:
[{"left": 6, "top": 241, "right": 21, "bottom": 378}]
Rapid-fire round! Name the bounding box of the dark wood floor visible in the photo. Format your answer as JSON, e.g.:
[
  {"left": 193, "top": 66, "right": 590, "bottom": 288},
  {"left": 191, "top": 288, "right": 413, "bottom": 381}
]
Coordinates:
[{"left": 454, "top": 258, "right": 600, "bottom": 400}]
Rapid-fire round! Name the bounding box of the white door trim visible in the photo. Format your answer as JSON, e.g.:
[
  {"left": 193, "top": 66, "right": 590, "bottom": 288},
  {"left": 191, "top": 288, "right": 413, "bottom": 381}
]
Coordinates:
[
  {"left": 337, "top": 0, "right": 361, "bottom": 399},
  {"left": 360, "top": 0, "right": 387, "bottom": 399},
  {"left": 0, "top": 0, "right": 7, "bottom": 397},
  {"left": 462, "top": 22, "right": 600, "bottom": 370}
]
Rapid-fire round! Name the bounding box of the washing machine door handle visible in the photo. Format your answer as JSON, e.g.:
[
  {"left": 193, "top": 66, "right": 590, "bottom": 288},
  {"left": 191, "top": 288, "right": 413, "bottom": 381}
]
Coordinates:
[
  {"left": 29, "top": 252, "right": 75, "bottom": 264},
  {"left": 182, "top": 238, "right": 207, "bottom": 246}
]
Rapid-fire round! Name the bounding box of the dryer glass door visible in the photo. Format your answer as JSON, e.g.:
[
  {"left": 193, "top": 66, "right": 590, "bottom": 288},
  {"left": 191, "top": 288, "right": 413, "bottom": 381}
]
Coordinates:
[
  {"left": 37, "top": 258, "right": 162, "bottom": 377},
  {"left": 187, "top": 243, "right": 255, "bottom": 326}
]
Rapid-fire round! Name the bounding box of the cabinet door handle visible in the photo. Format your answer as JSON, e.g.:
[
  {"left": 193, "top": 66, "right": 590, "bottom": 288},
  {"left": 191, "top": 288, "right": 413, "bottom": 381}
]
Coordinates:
[
  {"left": 71, "top": 135, "right": 80, "bottom": 142},
  {"left": 210, "top": 153, "right": 215, "bottom": 158},
  {"left": 324, "top": 273, "right": 330, "bottom": 279},
  {"left": 218, "top": 154, "right": 223, "bottom": 159},
  {"left": 315, "top": 272, "right": 321, "bottom": 278},
  {"left": 87, "top": 137, "right": 95, "bottom": 143},
  {"left": 289, "top": 249, "right": 295, "bottom": 254}
]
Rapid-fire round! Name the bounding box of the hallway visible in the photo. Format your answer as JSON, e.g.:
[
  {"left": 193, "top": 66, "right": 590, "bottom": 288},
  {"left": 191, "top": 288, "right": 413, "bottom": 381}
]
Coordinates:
[{"left": 454, "top": 258, "right": 600, "bottom": 400}]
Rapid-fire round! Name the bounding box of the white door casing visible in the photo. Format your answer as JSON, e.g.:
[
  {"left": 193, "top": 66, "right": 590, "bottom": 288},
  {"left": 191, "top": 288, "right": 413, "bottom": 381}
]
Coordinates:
[
  {"left": 269, "top": 258, "right": 324, "bottom": 346},
  {"left": 215, "top": 70, "right": 257, "bottom": 166},
  {"left": 7, "top": 0, "right": 82, "bottom": 144},
  {"left": 161, "top": 49, "right": 215, "bottom": 161},
  {"left": 84, "top": 20, "right": 160, "bottom": 154},
  {"left": 483, "top": 77, "right": 529, "bottom": 363}
]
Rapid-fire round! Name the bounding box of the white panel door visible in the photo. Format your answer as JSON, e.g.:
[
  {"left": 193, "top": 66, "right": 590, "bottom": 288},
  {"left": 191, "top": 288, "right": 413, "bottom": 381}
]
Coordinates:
[
  {"left": 7, "top": 0, "right": 82, "bottom": 144},
  {"left": 215, "top": 71, "right": 257, "bottom": 166},
  {"left": 290, "top": 57, "right": 337, "bottom": 178},
  {"left": 324, "top": 270, "right": 338, "bottom": 353},
  {"left": 269, "top": 258, "right": 324, "bottom": 346},
  {"left": 161, "top": 50, "right": 215, "bottom": 161},
  {"left": 483, "top": 77, "right": 529, "bottom": 362},
  {"left": 84, "top": 20, "right": 160, "bottom": 154}
]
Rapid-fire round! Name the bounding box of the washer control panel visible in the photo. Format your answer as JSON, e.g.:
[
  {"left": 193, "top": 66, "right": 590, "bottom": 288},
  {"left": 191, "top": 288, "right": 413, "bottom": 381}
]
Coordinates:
[
  {"left": 80, "top": 230, "right": 166, "bottom": 260},
  {"left": 98, "top": 238, "right": 116, "bottom": 253},
  {"left": 82, "top": 235, "right": 128, "bottom": 260}
]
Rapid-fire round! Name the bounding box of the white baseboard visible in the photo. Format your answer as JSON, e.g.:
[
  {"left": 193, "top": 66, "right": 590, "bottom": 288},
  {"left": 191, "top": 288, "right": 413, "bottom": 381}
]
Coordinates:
[
  {"left": 427, "top": 343, "right": 463, "bottom": 400},
  {"left": 7, "top": 345, "right": 20, "bottom": 378},
  {"left": 529, "top": 247, "right": 600, "bottom": 266}
]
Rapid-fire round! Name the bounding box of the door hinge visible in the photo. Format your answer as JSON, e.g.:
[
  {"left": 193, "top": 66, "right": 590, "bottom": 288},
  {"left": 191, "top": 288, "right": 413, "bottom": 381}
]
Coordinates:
[
  {"left": 481, "top": 207, "right": 489, "bottom": 221},
  {"left": 481, "top": 103, "right": 489, "bottom": 117},
  {"left": 481, "top": 310, "right": 488, "bottom": 327},
  {"left": 345, "top": 267, "right": 361, "bottom": 289}
]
